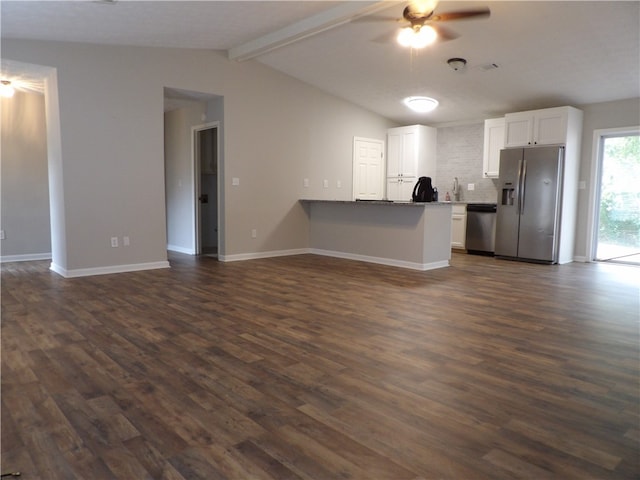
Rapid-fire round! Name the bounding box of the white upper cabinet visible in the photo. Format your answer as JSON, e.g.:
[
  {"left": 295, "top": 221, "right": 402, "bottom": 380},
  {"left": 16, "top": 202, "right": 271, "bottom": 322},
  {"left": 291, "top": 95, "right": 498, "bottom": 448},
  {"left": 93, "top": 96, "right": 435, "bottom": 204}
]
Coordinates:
[
  {"left": 504, "top": 106, "right": 570, "bottom": 147},
  {"left": 386, "top": 125, "right": 436, "bottom": 178},
  {"left": 386, "top": 125, "right": 436, "bottom": 201},
  {"left": 482, "top": 117, "right": 505, "bottom": 178}
]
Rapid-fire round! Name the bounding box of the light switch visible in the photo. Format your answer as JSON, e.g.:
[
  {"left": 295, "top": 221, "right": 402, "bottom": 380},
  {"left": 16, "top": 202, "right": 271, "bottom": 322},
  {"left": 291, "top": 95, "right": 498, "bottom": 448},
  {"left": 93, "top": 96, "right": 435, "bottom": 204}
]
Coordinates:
[{"left": 232, "top": 177, "right": 240, "bottom": 186}]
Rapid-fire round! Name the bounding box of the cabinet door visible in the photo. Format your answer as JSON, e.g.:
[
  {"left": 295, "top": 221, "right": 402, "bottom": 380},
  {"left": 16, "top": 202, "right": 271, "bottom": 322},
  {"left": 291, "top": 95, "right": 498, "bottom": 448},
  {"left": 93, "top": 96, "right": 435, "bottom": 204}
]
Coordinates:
[
  {"left": 386, "top": 132, "right": 402, "bottom": 177},
  {"left": 387, "top": 177, "right": 416, "bottom": 202},
  {"left": 504, "top": 113, "right": 533, "bottom": 147},
  {"left": 483, "top": 118, "right": 504, "bottom": 178},
  {"left": 451, "top": 213, "right": 467, "bottom": 249},
  {"left": 534, "top": 109, "right": 567, "bottom": 145},
  {"left": 399, "top": 177, "right": 416, "bottom": 202},
  {"left": 386, "top": 178, "right": 401, "bottom": 201},
  {"left": 400, "top": 129, "right": 418, "bottom": 177}
]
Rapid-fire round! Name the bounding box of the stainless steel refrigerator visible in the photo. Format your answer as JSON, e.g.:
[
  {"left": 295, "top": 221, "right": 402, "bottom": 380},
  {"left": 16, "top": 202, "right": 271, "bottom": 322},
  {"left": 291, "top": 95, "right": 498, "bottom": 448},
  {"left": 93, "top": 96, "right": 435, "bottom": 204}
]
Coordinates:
[{"left": 495, "top": 146, "right": 564, "bottom": 263}]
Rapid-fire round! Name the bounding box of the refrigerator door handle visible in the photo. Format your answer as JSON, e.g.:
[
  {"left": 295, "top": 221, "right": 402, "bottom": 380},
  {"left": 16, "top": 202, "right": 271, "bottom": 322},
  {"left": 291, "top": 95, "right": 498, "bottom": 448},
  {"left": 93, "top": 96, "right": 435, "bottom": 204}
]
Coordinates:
[
  {"left": 516, "top": 158, "right": 524, "bottom": 214},
  {"left": 520, "top": 160, "right": 527, "bottom": 213}
]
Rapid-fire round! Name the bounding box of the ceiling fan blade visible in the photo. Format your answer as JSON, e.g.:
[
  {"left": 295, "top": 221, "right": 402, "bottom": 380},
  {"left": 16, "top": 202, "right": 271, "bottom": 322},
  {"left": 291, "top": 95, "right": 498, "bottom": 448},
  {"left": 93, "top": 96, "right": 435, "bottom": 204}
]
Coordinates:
[
  {"left": 431, "top": 8, "right": 490, "bottom": 22},
  {"left": 371, "top": 30, "right": 399, "bottom": 44},
  {"left": 352, "top": 14, "right": 402, "bottom": 23},
  {"left": 432, "top": 25, "right": 460, "bottom": 42}
]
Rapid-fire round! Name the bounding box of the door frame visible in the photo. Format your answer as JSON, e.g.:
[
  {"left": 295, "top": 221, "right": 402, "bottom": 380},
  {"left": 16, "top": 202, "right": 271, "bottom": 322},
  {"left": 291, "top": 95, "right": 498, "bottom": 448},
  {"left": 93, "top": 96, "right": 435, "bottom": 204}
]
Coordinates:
[
  {"left": 191, "top": 121, "right": 220, "bottom": 255},
  {"left": 586, "top": 125, "right": 640, "bottom": 261},
  {"left": 352, "top": 136, "right": 385, "bottom": 201}
]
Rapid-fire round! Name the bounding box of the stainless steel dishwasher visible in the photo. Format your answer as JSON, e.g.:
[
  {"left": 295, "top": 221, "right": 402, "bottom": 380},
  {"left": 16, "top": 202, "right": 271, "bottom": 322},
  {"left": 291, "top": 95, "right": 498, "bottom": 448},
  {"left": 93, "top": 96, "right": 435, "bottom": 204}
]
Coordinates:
[{"left": 465, "top": 203, "right": 497, "bottom": 255}]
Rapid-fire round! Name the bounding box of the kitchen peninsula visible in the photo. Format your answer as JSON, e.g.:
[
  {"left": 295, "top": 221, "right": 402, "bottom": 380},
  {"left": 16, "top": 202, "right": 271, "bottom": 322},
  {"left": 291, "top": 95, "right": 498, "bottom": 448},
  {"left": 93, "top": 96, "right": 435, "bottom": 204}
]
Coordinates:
[{"left": 300, "top": 200, "right": 452, "bottom": 271}]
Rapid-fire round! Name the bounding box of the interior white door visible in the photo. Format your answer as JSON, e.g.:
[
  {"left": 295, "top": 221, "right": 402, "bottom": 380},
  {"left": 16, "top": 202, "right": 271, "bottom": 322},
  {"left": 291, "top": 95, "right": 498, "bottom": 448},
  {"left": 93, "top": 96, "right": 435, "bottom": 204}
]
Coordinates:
[{"left": 353, "top": 137, "right": 384, "bottom": 200}]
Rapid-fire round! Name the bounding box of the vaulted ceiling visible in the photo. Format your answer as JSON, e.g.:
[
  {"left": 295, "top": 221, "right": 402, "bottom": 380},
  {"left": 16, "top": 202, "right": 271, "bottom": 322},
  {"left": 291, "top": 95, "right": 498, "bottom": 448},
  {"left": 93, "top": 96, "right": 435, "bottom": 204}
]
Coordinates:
[{"left": 2, "top": 1, "right": 639, "bottom": 125}]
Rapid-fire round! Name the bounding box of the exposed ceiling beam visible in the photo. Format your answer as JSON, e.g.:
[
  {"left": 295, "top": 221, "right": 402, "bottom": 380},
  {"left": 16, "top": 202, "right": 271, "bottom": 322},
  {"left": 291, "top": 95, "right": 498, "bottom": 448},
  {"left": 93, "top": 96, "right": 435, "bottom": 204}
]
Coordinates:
[{"left": 227, "top": 1, "right": 394, "bottom": 62}]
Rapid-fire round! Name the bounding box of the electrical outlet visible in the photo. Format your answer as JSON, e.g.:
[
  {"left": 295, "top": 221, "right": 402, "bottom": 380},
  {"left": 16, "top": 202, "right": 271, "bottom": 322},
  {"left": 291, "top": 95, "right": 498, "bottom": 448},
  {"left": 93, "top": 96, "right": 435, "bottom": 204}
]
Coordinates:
[
  {"left": 251, "top": 229, "right": 257, "bottom": 239},
  {"left": 123, "top": 236, "right": 130, "bottom": 246},
  {"left": 337, "top": 180, "right": 342, "bottom": 188},
  {"left": 0, "top": 230, "right": 5, "bottom": 240},
  {"left": 467, "top": 183, "right": 475, "bottom": 191},
  {"left": 578, "top": 181, "right": 586, "bottom": 190},
  {"left": 111, "top": 237, "right": 118, "bottom": 248},
  {"left": 232, "top": 177, "right": 240, "bottom": 186},
  {"left": 303, "top": 178, "right": 309, "bottom": 187},
  {"left": 323, "top": 179, "right": 329, "bottom": 188}
]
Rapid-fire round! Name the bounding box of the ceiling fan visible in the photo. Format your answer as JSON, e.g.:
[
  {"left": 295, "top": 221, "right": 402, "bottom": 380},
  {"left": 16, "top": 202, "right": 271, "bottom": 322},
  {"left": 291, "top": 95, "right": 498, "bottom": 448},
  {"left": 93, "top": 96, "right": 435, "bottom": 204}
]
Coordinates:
[{"left": 368, "top": 0, "right": 490, "bottom": 48}]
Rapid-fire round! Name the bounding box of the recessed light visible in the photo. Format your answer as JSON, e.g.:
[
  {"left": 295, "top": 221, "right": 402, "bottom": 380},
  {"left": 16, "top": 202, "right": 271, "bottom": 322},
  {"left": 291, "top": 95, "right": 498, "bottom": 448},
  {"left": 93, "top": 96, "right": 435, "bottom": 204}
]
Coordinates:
[{"left": 403, "top": 96, "right": 439, "bottom": 113}]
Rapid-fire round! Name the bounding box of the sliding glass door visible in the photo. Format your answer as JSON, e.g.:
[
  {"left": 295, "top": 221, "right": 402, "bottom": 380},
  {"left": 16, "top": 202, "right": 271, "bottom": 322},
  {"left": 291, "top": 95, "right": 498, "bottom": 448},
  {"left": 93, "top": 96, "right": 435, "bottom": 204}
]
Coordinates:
[{"left": 594, "top": 132, "right": 640, "bottom": 264}]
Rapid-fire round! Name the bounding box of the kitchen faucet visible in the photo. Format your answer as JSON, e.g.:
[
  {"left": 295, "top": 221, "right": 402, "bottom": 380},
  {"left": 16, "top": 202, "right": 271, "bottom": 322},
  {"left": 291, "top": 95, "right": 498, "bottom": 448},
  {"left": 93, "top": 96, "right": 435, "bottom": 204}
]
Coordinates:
[{"left": 453, "top": 177, "right": 460, "bottom": 201}]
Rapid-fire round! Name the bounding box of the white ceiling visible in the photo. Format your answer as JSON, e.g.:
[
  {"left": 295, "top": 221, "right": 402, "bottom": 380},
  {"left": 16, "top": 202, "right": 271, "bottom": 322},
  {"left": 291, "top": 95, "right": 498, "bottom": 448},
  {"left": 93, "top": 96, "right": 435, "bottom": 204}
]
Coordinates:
[{"left": 2, "top": 1, "right": 639, "bottom": 125}]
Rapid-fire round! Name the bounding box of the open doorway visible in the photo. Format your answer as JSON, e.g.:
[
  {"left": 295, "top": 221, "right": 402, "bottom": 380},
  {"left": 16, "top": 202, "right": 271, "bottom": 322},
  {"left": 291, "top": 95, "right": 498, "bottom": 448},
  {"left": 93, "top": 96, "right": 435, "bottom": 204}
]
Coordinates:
[
  {"left": 194, "top": 123, "right": 219, "bottom": 257},
  {"left": 164, "top": 88, "right": 223, "bottom": 258},
  {"left": 591, "top": 128, "right": 640, "bottom": 264}
]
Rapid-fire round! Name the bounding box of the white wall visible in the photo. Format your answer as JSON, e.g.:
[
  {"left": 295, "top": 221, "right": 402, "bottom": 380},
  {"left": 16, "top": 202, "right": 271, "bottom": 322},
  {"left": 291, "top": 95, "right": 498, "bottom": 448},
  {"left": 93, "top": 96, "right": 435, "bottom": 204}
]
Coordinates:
[
  {"left": 0, "top": 91, "right": 51, "bottom": 260},
  {"left": 164, "top": 102, "right": 206, "bottom": 253},
  {"left": 5, "top": 38, "right": 634, "bottom": 271},
  {"left": 575, "top": 98, "right": 640, "bottom": 259},
  {"left": 3, "top": 39, "right": 393, "bottom": 274}
]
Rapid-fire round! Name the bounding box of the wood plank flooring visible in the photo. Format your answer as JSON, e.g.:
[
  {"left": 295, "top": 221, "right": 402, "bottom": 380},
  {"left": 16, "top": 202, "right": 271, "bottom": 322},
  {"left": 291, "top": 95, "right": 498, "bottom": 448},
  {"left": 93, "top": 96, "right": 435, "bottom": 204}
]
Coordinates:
[{"left": 2, "top": 252, "right": 639, "bottom": 479}]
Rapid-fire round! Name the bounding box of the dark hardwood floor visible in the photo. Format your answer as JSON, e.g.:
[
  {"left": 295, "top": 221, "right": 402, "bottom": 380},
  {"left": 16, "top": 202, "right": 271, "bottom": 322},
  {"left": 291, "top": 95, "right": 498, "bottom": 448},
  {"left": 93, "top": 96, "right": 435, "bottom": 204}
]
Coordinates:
[{"left": 2, "top": 252, "right": 638, "bottom": 479}]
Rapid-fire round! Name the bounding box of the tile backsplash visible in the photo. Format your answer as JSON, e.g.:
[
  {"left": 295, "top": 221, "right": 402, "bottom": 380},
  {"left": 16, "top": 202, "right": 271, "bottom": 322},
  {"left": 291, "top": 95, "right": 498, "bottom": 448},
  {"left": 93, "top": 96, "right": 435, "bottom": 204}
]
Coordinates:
[{"left": 436, "top": 122, "right": 499, "bottom": 203}]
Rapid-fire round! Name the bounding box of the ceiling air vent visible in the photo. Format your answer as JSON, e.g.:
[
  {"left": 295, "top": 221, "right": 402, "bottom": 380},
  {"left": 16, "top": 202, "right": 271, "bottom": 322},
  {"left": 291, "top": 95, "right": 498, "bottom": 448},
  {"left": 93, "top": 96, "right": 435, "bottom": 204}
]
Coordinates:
[{"left": 478, "top": 63, "right": 500, "bottom": 72}]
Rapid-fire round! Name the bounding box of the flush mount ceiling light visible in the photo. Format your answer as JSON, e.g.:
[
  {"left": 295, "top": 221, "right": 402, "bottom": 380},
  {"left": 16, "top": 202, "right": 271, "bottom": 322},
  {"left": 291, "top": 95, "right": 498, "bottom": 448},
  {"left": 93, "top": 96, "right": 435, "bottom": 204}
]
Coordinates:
[
  {"left": 403, "top": 96, "right": 439, "bottom": 113},
  {"left": 447, "top": 57, "right": 467, "bottom": 71},
  {"left": 0, "top": 80, "right": 15, "bottom": 98},
  {"left": 397, "top": 25, "right": 438, "bottom": 49}
]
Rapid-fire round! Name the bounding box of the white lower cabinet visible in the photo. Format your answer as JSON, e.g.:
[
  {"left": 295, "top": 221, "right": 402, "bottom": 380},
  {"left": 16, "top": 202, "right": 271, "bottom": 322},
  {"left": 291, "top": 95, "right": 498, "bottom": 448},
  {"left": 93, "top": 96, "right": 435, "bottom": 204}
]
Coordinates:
[
  {"left": 451, "top": 204, "right": 467, "bottom": 249},
  {"left": 387, "top": 177, "right": 416, "bottom": 202}
]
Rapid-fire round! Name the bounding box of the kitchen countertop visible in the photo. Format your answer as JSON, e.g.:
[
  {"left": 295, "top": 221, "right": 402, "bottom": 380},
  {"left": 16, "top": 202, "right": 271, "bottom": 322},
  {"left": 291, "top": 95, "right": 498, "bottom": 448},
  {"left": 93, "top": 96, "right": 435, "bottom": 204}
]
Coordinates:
[{"left": 300, "top": 199, "right": 452, "bottom": 207}]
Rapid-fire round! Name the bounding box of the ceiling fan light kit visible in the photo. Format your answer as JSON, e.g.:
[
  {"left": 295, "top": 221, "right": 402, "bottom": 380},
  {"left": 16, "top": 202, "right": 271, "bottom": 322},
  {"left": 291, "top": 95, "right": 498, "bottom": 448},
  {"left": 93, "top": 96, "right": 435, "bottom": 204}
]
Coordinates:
[
  {"left": 0, "top": 80, "right": 15, "bottom": 98},
  {"left": 397, "top": 25, "right": 437, "bottom": 48},
  {"left": 403, "top": 96, "right": 439, "bottom": 113},
  {"left": 394, "top": 1, "right": 490, "bottom": 50}
]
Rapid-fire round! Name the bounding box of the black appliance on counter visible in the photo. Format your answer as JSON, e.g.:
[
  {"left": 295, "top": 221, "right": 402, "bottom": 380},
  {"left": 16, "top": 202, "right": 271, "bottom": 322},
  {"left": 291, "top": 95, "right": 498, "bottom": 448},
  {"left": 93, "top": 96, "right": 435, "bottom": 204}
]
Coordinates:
[{"left": 465, "top": 203, "right": 497, "bottom": 255}]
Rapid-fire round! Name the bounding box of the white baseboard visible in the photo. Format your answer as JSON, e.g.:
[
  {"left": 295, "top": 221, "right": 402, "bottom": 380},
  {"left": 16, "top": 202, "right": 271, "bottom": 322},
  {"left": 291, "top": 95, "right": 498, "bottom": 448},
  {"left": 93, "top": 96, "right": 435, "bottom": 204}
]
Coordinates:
[
  {"left": 167, "top": 244, "right": 195, "bottom": 255},
  {"left": 310, "top": 248, "right": 449, "bottom": 271},
  {"left": 573, "top": 256, "right": 588, "bottom": 263},
  {"left": 219, "top": 247, "right": 449, "bottom": 271},
  {"left": 1, "top": 252, "right": 52, "bottom": 263},
  {"left": 50, "top": 260, "right": 170, "bottom": 278},
  {"left": 219, "top": 248, "right": 310, "bottom": 262}
]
